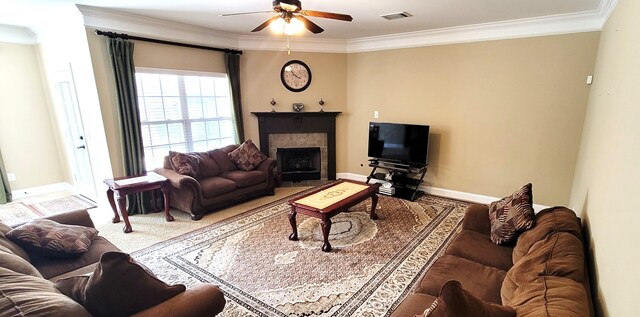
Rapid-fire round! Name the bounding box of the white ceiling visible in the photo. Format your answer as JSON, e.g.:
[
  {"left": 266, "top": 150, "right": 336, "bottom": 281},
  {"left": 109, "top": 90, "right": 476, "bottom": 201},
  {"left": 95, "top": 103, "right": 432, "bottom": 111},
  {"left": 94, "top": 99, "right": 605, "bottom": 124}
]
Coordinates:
[{"left": 1, "top": 0, "right": 608, "bottom": 41}]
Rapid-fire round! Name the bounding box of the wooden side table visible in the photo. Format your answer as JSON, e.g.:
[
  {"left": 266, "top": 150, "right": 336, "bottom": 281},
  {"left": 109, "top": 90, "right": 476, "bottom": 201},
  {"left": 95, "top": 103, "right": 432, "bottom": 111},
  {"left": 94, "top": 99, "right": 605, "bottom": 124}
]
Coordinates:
[{"left": 104, "top": 172, "right": 173, "bottom": 233}]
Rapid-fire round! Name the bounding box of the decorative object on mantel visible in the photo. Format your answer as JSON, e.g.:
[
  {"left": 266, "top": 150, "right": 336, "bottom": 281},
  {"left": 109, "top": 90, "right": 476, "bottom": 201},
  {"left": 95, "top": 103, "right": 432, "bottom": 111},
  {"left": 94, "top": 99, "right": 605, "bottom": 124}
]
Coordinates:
[
  {"left": 318, "top": 98, "right": 325, "bottom": 112},
  {"left": 292, "top": 103, "right": 305, "bottom": 112},
  {"left": 270, "top": 98, "right": 277, "bottom": 112}
]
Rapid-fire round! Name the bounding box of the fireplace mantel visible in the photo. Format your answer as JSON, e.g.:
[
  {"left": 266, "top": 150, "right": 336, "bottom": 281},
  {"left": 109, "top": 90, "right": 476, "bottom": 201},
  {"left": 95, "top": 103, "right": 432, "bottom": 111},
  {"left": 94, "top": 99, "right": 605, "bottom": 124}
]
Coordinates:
[{"left": 252, "top": 111, "right": 341, "bottom": 180}]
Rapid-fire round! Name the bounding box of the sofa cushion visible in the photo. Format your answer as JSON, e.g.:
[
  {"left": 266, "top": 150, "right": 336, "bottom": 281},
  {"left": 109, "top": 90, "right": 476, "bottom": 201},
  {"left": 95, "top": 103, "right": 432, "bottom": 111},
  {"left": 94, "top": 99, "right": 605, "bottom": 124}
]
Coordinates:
[
  {"left": 415, "top": 255, "right": 507, "bottom": 304},
  {"left": 210, "top": 144, "right": 241, "bottom": 173},
  {"left": 445, "top": 229, "right": 513, "bottom": 271},
  {"left": 7, "top": 219, "right": 98, "bottom": 258},
  {"left": 422, "top": 280, "right": 515, "bottom": 317},
  {"left": 55, "top": 251, "right": 186, "bottom": 317},
  {"left": 0, "top": 266, "right": 91, "bottom": 317},
  {"left": 219, "top": 170, "right": 266, "bottom": 188},
  {"left": 168, "top": 151, "right": 201, "bottom": 178},
  {"left": 0, "top": 245, "right": 42, "bottom": 278},
  {"left": 1, "top": 221, "right": 30, "bottom": 261},
  {"left": 199, "top": 176, "right": 238, "bottom": 199},
  {"left": 228, "top": 139, "right": 267, "bottom": 171},
  {"left": 502, "top": 232, "right": 585, "bottom": 304},
  {"left": 193, "top": 151, "right": 221, "bottom": 178},
  {"left": 512, "top": 207, "right": 582, "bottom": 264},
  {"left": 506, "top": 275, "right": 588, "bottom": 317},
  {"left": 31, "top": 236, "right": 119, "bottom": 280},
  {"left": 489, "top": 183, "right": 535, "bottom": 245}
]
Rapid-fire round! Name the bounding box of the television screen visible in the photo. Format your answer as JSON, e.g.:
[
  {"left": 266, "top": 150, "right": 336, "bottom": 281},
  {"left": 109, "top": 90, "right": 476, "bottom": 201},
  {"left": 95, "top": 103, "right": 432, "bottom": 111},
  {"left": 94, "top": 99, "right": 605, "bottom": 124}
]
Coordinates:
[{"left": 368, "top": 122, "right": 429, "bottom": 165}]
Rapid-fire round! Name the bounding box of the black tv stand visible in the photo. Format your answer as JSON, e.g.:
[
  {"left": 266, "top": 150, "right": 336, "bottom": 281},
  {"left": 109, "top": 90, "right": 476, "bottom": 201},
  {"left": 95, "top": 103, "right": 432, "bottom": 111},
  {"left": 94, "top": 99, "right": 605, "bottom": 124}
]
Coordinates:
[{"left": 365, "top": 160, "right": 427, "bottom": 201}]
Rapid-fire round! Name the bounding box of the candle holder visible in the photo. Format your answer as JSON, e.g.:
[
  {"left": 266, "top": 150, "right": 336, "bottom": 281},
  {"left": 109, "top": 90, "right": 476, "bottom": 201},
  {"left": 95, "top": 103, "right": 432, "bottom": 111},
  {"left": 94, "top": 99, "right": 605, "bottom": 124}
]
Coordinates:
[
  {"left": 270, "top": 98, "right": 277, "bottom": 112},
  {"left": 319, "top": 98, "right": 325, "bottom": 112}
]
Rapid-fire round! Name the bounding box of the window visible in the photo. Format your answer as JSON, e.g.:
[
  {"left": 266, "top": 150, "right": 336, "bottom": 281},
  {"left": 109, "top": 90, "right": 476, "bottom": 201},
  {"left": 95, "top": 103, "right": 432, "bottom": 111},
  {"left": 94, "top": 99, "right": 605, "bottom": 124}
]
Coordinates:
[{"left": 135, "top": 69, "right": 237, "bottom": 170}]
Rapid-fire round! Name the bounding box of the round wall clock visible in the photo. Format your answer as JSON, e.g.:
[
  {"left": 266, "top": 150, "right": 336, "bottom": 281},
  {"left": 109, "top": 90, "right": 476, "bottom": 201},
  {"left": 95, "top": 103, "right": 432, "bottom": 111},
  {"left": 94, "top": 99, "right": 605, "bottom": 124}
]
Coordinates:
[{"left": 281, "top": 60, "right": 312, "bottom": 92}]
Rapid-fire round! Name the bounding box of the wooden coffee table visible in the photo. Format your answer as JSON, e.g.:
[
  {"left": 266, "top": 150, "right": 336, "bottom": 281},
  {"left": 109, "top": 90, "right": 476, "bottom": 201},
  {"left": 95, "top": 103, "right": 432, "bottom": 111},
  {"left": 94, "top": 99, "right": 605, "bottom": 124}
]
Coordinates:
[
  {"left": 288, "top": 179, "right": 381, "bottom": 252},
  {"left": 104, "top": 172, "right": 173, "bottom": 233}
]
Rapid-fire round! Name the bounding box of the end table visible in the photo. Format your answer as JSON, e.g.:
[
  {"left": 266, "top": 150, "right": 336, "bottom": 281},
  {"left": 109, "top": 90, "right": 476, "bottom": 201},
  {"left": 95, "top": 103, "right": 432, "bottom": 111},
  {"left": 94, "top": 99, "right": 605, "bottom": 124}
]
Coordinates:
[{"left": 104, "top": 172, "right": 173, "bottom": 233}]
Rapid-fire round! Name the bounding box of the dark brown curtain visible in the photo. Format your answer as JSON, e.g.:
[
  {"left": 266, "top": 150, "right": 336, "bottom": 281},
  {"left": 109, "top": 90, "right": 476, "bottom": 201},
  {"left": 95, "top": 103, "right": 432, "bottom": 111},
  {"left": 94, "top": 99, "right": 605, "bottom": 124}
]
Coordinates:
[
  {"left": 225, "top": 52, "right": 245, "bottom": 143},
  {"left": 0, "top": 148, "right": 11, "bottom": 204},
  {"left": 107, "top": 37, "right": 148, "bottom": 215}
]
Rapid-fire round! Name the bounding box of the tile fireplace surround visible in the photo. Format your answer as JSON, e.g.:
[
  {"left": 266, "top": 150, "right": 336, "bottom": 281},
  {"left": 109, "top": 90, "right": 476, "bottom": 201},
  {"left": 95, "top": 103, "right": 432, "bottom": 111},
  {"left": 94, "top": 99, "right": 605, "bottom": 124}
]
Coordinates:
[{"left": 251, "top": 112, "right": 341, "bottom": 180}]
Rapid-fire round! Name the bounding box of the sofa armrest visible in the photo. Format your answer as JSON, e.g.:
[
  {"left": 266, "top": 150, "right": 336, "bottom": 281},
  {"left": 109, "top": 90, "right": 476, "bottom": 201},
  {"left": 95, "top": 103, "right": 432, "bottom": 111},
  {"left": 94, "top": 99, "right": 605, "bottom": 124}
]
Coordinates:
[
  {"left": 461, "top": 204, "right": 491, "bottom": 235},
  {"left": 154, "top": 167, "right": 201, "bottom": 190},
  {"left": 132, "top": 284, "right": 226, "bottom": 317},
  {"left": 255, "top": 157, "right": 277, "bottom": 174},
  {"left": 44, "top": 209, "right": 96, "bottom": 228}
]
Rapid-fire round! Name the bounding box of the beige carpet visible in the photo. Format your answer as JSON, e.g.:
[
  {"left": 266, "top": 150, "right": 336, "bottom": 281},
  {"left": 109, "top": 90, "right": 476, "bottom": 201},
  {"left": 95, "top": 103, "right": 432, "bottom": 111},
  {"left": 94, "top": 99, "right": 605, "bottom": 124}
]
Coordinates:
[
  {"left": 131, "top": 189, "right": 472, "bottom": 316},
  {"left": 96, "top": 187, "right": 309, "bottom": 253}
]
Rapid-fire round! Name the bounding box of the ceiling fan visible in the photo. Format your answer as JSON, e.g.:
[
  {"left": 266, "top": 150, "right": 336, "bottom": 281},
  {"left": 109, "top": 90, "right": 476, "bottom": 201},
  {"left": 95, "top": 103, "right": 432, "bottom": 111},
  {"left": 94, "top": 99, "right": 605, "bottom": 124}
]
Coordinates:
[{"left": 221, "top": 0, "right": 353, "bottom": 34}]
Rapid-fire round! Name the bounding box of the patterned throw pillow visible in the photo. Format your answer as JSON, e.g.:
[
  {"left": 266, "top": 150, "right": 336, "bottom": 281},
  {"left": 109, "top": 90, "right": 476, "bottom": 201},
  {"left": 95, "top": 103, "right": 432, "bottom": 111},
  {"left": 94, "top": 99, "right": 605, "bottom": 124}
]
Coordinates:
[
  {"left": 489, "top": 183, "right": 535, "bottom": 245},
  {"left": 168, "top": 151, "right": 200, "bottom": 178},
  {"left": 228, "top": 139, "right": 267, "bottom": 171},
  {"left": 7, "top": 219, "right": 98, "bottom": 258}
]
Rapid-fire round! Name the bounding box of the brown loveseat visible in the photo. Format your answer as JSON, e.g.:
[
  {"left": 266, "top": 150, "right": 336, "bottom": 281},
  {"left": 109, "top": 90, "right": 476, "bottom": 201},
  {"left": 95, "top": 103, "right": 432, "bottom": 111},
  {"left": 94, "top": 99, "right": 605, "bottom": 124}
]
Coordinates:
[
  {"left": 155, "top": 144, "right": 277, "bottom": 220},
  {"left": 0, "top": 209, "right": 226, "bottom": 316},
  {"left": 391, "top": 204, "right": 593, "bottom": 317}
]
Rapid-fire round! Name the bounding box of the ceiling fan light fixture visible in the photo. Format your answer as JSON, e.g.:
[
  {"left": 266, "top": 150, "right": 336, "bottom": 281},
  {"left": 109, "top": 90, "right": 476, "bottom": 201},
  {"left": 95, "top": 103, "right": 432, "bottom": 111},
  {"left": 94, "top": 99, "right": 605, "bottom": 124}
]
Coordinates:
[
  {"left": 270, "top": 17, "right": 286, "bottom": 33},
  {"left": 284, "top": 17, "right": 304, "bottom": 35}
]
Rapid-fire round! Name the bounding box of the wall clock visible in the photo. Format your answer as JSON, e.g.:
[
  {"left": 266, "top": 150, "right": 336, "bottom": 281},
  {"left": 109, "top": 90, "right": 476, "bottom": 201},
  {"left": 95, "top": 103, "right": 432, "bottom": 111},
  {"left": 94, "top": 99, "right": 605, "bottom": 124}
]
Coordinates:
[{"left": 281, "top": 60, "right": 312, "bottom": 92}]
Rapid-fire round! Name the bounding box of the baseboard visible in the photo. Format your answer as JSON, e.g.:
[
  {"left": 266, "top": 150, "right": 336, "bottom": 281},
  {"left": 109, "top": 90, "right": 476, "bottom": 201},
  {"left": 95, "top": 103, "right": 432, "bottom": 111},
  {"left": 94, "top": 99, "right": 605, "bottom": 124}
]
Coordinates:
[
  {"left": 11, "top": 182, "right": 75, "bottom": 200},
  {"left": 336, "top": 173, "right": 550, "bottom": 212}
]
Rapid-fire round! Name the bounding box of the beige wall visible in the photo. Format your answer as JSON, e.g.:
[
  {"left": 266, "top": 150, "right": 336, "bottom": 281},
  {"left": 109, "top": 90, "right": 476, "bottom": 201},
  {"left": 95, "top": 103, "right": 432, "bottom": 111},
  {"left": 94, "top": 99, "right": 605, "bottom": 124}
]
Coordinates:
[
  {"left": 0, "top": 42, "right": 66, "bottom": 190},
  {"left": 241, "top": 50, "right": 348, "bottom": 149},
  {"left": 346, "top": 33, "right": 600, "bottom": 206},
  {"left": 569, "top": 0, "right": 640, "bottom": 316}
]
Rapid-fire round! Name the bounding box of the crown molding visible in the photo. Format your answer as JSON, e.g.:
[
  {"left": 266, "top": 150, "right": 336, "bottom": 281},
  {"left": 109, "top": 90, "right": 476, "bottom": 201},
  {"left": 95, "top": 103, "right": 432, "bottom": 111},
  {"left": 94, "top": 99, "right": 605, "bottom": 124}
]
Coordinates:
[
  {"left": 76, "top": 4, "right": 238, "bottom": 49},
  {"left": 76, "top": 1, "right": 617, "bottom": 54},
  {"left": 0, "top": 24, "right": 37, "bottom": 44}
]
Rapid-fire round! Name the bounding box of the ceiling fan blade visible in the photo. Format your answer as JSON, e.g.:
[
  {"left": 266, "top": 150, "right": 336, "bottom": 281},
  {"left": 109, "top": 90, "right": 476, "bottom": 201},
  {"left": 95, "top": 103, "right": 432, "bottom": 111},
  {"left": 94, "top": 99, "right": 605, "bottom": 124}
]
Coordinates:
[
  {"left": 251, "top": 16, "right": 281, "bottom": 32},
  {"left": 300, "top": 10, "right": 353, "bottom": 21},
  {"left": 297, "top": 15, "right": 324, "bottom": 34},
  {"left": 220, "top": 11, "right": 273, "bottom": 17}
]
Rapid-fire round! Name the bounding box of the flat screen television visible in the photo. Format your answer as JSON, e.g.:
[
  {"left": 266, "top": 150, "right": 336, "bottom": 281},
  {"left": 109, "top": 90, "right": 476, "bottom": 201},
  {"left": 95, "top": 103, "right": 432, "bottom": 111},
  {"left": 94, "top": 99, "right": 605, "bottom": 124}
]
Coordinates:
[{"left": 367, "top": 122, "right": 429, "bottom": 166}]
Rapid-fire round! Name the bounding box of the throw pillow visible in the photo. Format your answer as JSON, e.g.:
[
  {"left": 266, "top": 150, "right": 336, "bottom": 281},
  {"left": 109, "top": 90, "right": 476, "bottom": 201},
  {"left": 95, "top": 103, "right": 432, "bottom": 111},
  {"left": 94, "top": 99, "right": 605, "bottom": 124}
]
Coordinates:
[
  {"left": 228, "top": 139, "right": 267, "bottom": 171},
  {"left": 55, "top": 251, "right": 186, "bottom": 317},
  {"left": 168, "top": 151, "right": 200, "bottom": 178},
  {"left": 422, "top": 280, "right": 515, "bottom": 317},
  {"left": 488, "top": 183, "right": 535, "bottom": 245},
  {"left": 6, "top": 219, "right": 98, "bottom": 258}
]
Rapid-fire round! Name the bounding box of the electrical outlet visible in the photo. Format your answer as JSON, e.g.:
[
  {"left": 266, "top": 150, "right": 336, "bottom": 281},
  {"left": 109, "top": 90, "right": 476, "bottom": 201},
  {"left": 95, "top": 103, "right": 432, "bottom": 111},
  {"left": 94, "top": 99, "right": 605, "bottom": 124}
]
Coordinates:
[
  {"left": 374, "top": 111, "right": 379, "bottom": 118},
  {"left": 7, "top": 173, "right": 16, "bottom": 182}
]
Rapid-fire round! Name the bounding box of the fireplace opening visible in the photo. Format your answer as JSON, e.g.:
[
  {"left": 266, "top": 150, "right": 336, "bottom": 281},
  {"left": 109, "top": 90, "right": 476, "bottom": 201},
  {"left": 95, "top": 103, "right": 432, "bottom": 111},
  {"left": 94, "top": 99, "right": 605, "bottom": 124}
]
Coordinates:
[{"left": 277, "top": 147, "right": 321, "bottom": 182}]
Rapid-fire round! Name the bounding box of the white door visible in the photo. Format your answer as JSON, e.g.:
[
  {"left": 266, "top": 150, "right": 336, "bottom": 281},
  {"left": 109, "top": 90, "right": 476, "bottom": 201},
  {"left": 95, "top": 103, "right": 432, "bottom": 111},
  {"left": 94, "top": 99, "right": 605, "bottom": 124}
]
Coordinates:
[{"left": 54, "top": 65, "right": 97, "bottom": 201}]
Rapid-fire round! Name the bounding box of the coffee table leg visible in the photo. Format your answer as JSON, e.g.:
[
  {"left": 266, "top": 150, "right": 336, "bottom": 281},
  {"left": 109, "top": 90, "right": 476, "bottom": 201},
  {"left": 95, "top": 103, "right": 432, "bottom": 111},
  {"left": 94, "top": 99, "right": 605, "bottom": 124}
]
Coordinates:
[
  {"left": 288, "top": 208, "right": 298, "bottom": 241},
  {"left": 321, "top": 217, "right": 332, "bottom": 252},
  {"left": 370, "top": 194, "right": 379, "bottom": 220},
  {"left": 116, "top": 193, "right": 133, "bottom": 233},
  {"left": 161, "top": 185, "right": 174, "bottom": 222}
]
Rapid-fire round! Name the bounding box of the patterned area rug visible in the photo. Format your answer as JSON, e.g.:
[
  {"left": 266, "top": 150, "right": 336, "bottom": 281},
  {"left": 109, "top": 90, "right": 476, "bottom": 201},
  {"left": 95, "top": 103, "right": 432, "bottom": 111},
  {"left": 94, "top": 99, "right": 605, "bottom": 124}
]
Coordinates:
[
  {"left": 28, "top": 195, "right": 96, "bottom": 216},
  {"left": 133, "top": 189, "right": 472, "bottom": 316},
  {"left": 0, "top": 202, "right": 43, "bottom": 226}
]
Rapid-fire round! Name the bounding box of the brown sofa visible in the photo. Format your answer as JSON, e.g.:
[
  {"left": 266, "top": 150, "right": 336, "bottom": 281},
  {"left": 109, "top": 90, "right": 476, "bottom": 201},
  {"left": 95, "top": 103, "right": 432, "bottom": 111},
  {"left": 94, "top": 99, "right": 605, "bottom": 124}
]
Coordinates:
[
  {"left": 154, "top": 144, "right": 277, "bottom": 220},
  {"left": 391, "top": 204, "right": 593, "bottom": 317},
  {"left": 0, "top": 209, "right": 226, "bottom": 316}
]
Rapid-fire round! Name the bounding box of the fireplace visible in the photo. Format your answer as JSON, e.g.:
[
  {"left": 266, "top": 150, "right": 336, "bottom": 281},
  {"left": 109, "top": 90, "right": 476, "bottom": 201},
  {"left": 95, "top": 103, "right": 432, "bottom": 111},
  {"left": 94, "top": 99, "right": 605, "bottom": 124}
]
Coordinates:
[
  {"left": 277, "top": 147, "right": 321, "bottom": 182},
  {"left": 252, "top": 111, "right": 341, "bottom": 180}
]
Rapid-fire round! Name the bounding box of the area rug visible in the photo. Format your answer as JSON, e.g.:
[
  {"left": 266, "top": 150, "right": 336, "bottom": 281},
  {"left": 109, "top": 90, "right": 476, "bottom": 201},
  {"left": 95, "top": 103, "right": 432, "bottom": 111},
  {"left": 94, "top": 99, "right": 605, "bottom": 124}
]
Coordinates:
[
  {"left": 133, "top": 189, "right": 473, "bottom": 316},
  {"left": 0, "top": 202, "right": 43, "bottom": 226},
  {"left": 28, "top": 195, "right": 96, "bottom": 216}
]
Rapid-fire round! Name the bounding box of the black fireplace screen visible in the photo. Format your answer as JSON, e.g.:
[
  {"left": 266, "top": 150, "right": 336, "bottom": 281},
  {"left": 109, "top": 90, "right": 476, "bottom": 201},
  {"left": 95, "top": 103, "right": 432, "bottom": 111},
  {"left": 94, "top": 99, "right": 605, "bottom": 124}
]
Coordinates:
[{"left": 277, "top": 147, "right": 321, "bottom": 181}]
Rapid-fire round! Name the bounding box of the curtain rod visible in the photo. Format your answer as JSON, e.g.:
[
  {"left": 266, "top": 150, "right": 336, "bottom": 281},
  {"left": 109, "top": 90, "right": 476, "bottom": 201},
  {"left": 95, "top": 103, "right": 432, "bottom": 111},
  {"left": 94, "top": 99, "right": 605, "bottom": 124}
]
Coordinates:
[{"left": 95, "top": 30, "right": 242, "bottom": 55}]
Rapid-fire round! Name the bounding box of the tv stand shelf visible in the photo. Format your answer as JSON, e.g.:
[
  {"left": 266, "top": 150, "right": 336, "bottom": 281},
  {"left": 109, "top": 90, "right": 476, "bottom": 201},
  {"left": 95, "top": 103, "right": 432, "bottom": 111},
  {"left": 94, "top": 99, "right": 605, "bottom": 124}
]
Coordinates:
[{"left": 366, "top": 160, "right": 427, "bottom": 201}]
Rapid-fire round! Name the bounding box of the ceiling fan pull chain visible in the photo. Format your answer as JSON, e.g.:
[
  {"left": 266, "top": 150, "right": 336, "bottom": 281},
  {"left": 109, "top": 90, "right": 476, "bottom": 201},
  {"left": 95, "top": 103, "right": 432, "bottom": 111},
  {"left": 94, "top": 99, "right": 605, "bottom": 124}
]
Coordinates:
[{"left": 287, "top": 35, "right": 291, "bottom": 55}]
